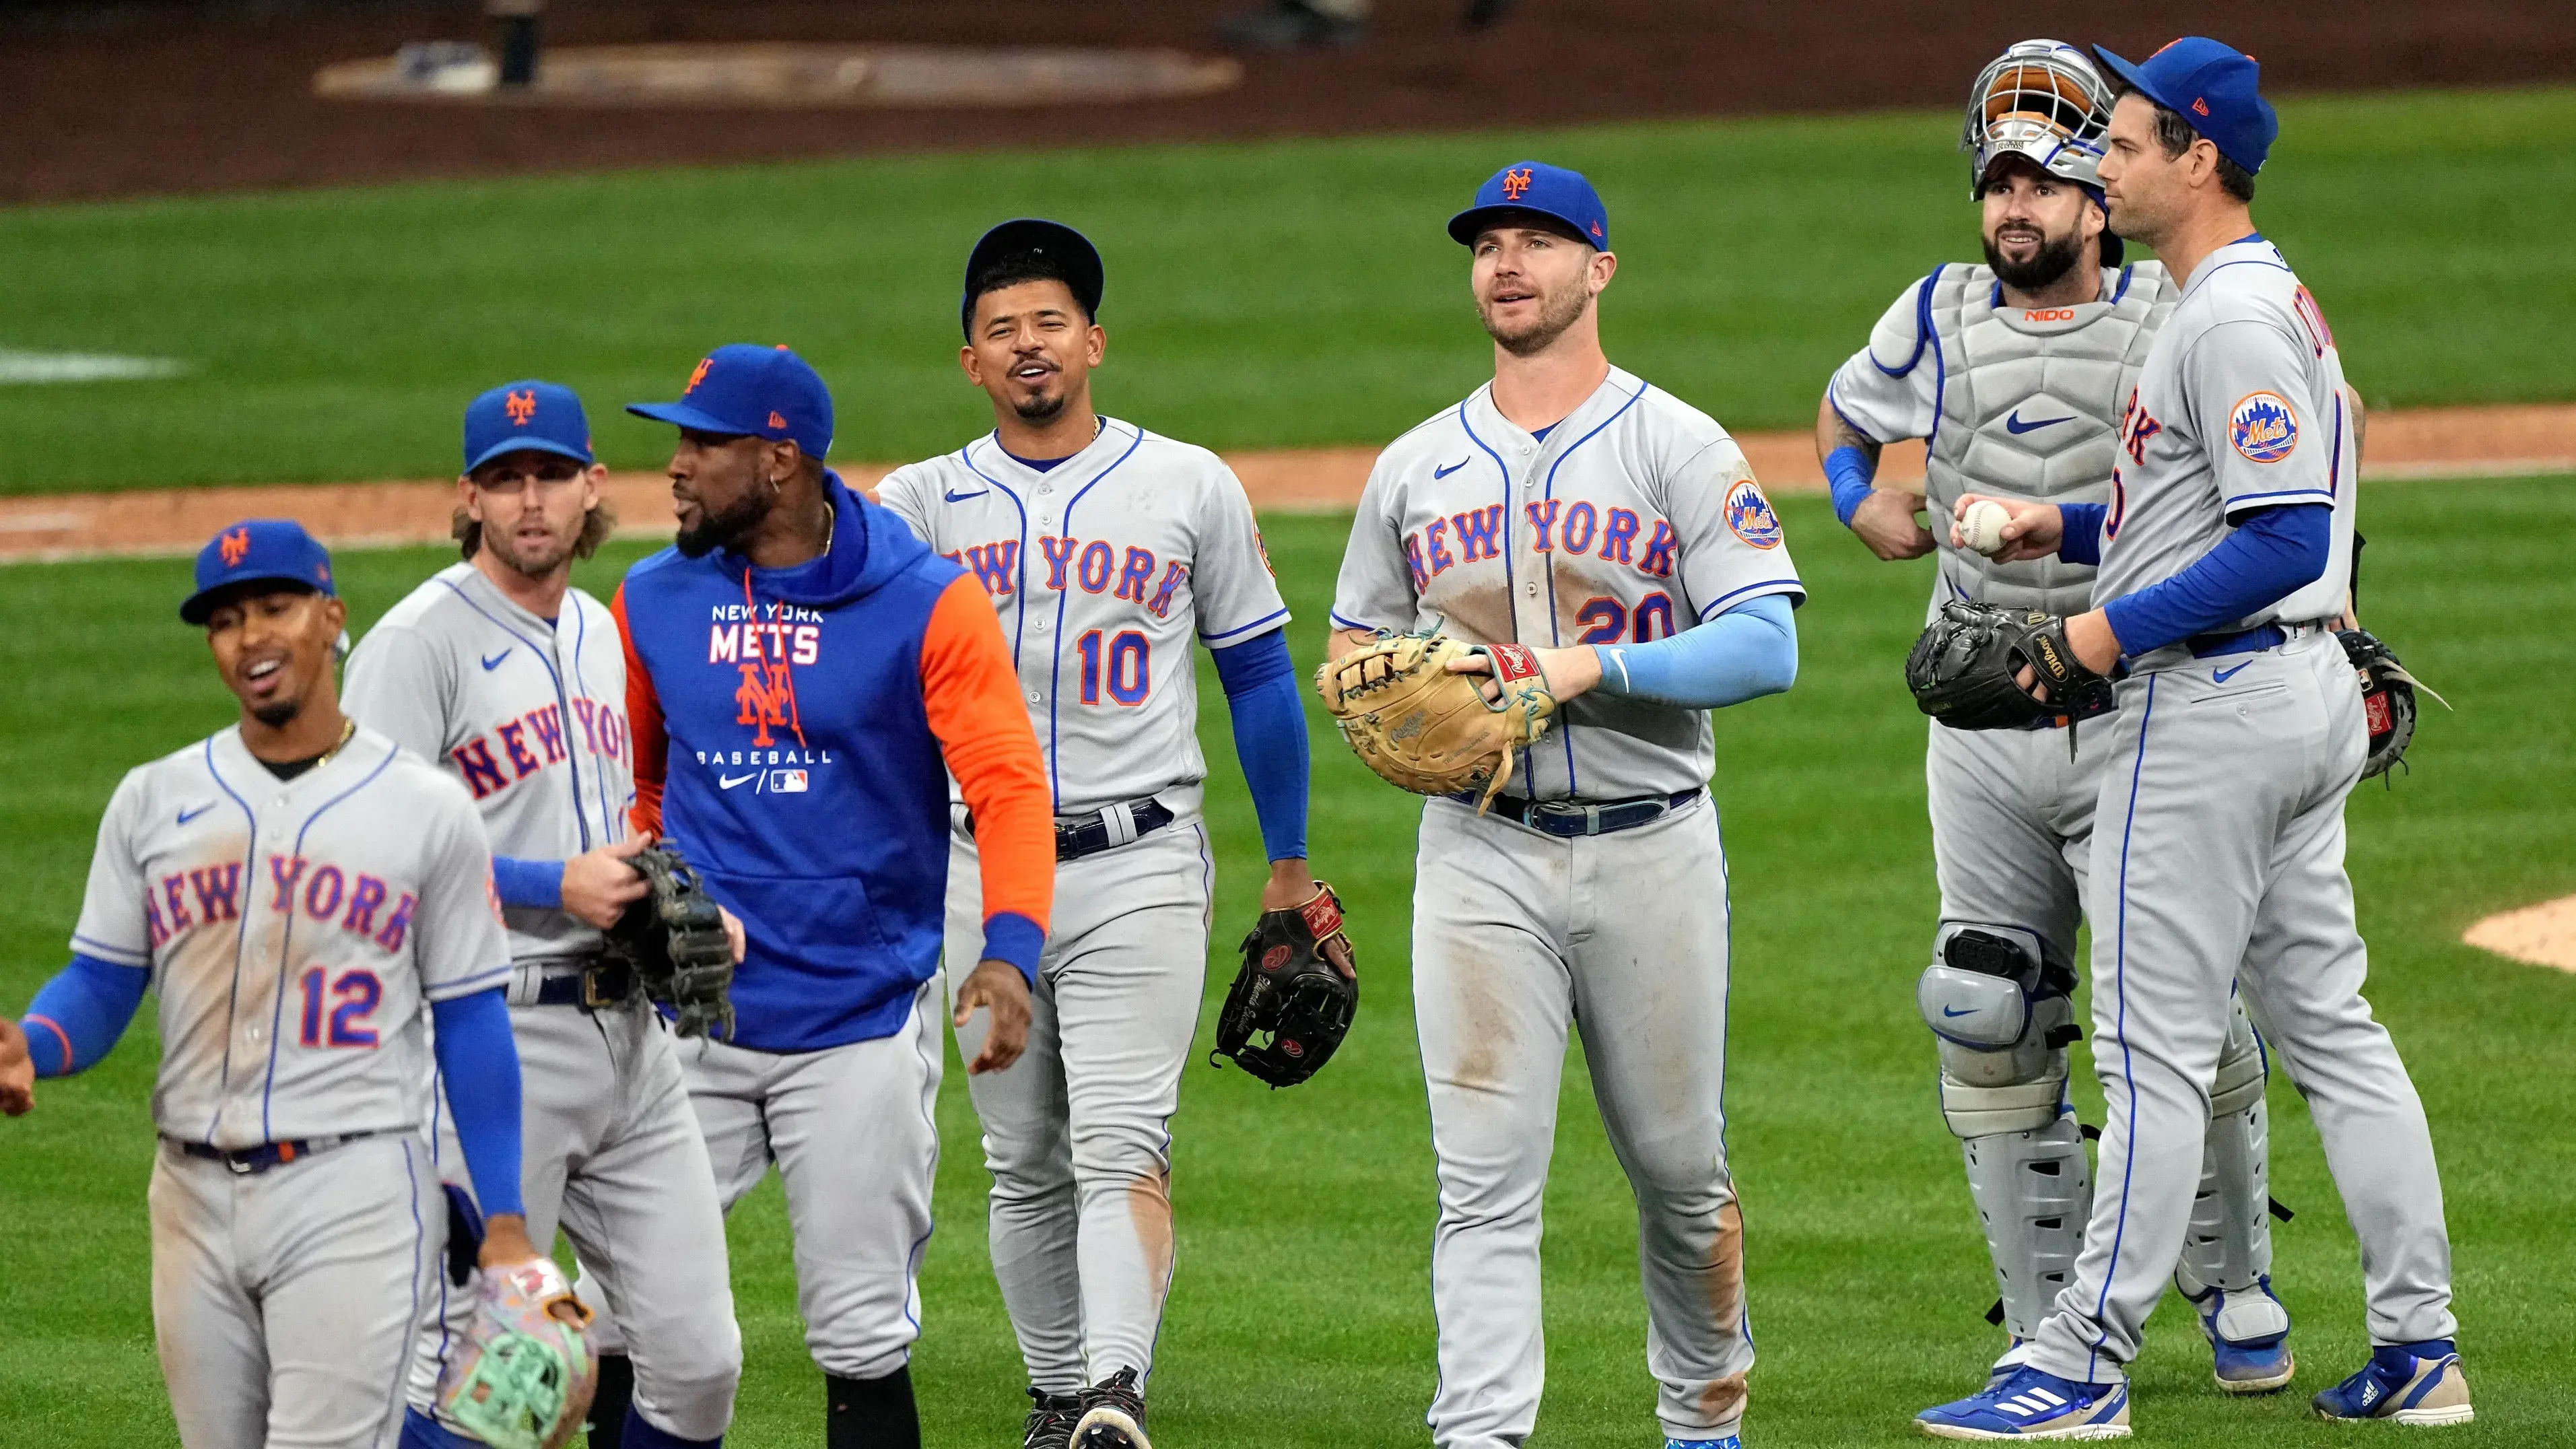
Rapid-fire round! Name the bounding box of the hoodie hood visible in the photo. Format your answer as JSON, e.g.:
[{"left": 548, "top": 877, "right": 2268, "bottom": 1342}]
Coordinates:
[{"left": 720, "top": 471, "right": 930, "bottom": 609}]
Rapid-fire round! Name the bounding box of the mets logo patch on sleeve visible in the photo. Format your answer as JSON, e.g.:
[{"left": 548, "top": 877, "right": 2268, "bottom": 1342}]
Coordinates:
[
  {"left": 1724, "top": 478, "right": 1784, "bottom": 549},
  {"left": 2229, "top": 392, "right": 2299, "bottom": 463}
]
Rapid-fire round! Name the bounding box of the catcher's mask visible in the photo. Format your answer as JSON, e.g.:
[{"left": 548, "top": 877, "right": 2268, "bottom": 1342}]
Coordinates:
[{"left": 1963, "top": 39, "right": 2122, "bottom": 266}]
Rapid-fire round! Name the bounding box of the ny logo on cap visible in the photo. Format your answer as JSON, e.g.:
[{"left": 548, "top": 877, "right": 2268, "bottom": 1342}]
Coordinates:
[
  {"left": 1501, "top": 167, "right": 1534, "bottom": 201},
  {"left": 686, "top": 358, "right": 714, "bottom": 394},
  {"left": 504, "top": 389, "right": 537, "bottom": 425},
  {"left": 219, "top": 528, "right": 252, "bottom": 566}
]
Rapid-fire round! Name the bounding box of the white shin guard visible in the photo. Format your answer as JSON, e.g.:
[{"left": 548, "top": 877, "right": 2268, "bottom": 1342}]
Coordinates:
[
  {"left": 1959, "top": 1108, "right": 2094, "bottom": 1343},
  {"left": 2176, "top": 1001, "right": 2277, "bottom": 1300}
]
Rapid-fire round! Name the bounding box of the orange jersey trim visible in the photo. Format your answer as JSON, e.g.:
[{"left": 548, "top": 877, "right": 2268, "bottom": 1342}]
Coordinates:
[{"left": 919, "top": 574, "right": 1054, "bottom": 937}]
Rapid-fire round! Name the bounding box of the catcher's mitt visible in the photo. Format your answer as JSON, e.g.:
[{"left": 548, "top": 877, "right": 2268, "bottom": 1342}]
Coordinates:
[
  {"left": 1906, "top": 601, "right": 2115, "bottom": 731},
  {"left": 1316, "top": 633, "right": 1555, "bottom": 812},
  {"left": 2338, "top": 627, "right": 2446, "bottom": 780},
  {"left": 1211, "top": 883, "right": 1357, "bottom": 1089},
  {"left": 606, "top": 845, "right": 735, "bottom": 1039},
  {"left": 436, "top": 1256, "right": 598, "bottom": 1449}
]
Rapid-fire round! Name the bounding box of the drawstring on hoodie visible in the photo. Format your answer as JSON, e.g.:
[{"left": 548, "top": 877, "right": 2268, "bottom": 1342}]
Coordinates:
[{"left": 741, "top": 566, "right": 813, "bottom": 751}]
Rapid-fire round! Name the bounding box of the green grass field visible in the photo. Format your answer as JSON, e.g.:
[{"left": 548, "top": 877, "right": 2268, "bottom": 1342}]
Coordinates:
[
  {"left": 1, "top": 86, "right": 2573, "bottom": 492},
  {"left": 3, "top": 481, "right": 2572, "bottom": 1446}
]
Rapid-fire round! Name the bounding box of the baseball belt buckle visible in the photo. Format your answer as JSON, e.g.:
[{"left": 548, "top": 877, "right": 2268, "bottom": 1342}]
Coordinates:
[{"left": 580, "top": 960, "right": 625, "bottom": 1009}]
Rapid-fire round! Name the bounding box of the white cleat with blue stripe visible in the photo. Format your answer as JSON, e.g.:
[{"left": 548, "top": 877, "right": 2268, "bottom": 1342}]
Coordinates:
[{"left": 1917, "top": 1365, "right": 2132, "bottom": 1440}]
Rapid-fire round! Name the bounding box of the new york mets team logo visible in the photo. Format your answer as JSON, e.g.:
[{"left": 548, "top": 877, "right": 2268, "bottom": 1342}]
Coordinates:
[
  {"left": 1724, "top": 478, "right": 1784, "bottom": 549},
  {"left": 685, "top": 357, "right": 714, "bottom": 394},
  {"left": 219, "top": 527, "right": 251, "bottom": 566},
  {"left": 504, "top": 389, "right": 537, "bottom": 425},
  {"left": 735, "top": 663, "right": 792, "bottom": 747},
  {"left": 1501, "top": 167, "right": 1534, "bottom": 200},
  {"left": 2229, "top": 392, "right": 2299, "bottom": 464}
]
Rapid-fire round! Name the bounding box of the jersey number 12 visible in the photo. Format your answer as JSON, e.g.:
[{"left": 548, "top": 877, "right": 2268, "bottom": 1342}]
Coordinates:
[{"left": 297, "top": 968, "right": 382, "bottom": 1048}]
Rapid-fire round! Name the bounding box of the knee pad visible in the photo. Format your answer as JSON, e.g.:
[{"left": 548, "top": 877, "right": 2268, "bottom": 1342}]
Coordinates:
[
  {"left": 1938, "top": 1048, "right": 2070, "bottom": 1139},
  {"left": 2210, "top": 997, "right": 2268, "bottom": 1116},
  {"left": 1922, "top": 922, "right": 2076, "bottom": 1104}
]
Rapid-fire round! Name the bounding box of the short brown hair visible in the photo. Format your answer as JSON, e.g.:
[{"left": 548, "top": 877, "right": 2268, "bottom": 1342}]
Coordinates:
[
  {"left": 453, "top": 499, "right": 615, "bottom": 562},
  {"left": 2123, "top": 85, "right": 2257, "bottom": 203}
]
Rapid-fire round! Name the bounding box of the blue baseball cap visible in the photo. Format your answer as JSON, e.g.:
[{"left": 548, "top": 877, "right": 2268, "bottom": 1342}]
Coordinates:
[
  {"left": 463, "top": 380, "right": 592, "bottom": 474},
  {"left": 180, "top": 519, "right": 337, "bottom": 624},
  {"left": 1448, "top": 161, "right": 1610, "bottom": 250},
  {"left": 2092, "top": 38, "right": 2278, "bottom": 174},
  {"left": 627, "top": 344, "right": 834, "bottom": 461}
]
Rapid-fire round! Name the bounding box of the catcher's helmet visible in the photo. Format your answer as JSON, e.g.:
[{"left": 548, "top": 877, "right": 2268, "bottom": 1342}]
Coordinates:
[{"left": 1962, "top": 39, "right": 2121, "bottom": 263}]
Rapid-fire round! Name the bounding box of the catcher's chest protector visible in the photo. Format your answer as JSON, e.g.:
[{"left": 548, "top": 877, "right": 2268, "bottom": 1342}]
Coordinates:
[{"left": 1922, "top": 263, "right": 2177, "bottom": 621}]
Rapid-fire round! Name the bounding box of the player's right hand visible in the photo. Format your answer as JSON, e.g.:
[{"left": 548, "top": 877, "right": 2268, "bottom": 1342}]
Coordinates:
[
  {"left": 1951, "top": 494, "right": 2064, "bottom": 564},
  {"left": 953, "top": 959, "right": 1032, "bottom": 1076},
  {"left": 1852, "top": 486, "right": 1936, "bottom": 560},
  {"left": 562, "top": 836, "right": 654, "bottom": 929},
  {"left": 0, "top": 1017, "right": 35, "bottom": 1116}
]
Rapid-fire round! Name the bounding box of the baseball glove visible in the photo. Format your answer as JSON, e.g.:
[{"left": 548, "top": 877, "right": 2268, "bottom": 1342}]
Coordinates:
[
  {"left": 1315, "top": 633, "right": 1555, "bottom": 812},
  {"left": 436, "top": 1256, "right": 598, "bottom": 1449},
  {"left": 606, "top": 845, "right": 735, "bottom": 1039},
  {"left": 1906, "top": 601, "right": 2116, "bottom": 731},
  {"left": 2338, "top": 627, "right": 2446, "bottom": 780},
  {"left": 1211, "top": 883, "right": 1357, "bottom": 1089}
]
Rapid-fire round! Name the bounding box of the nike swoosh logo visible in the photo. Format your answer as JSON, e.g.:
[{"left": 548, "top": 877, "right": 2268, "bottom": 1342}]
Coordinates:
[
  {"left": 718, "top": 772, "right": 758, "bottom": 788},
  {"left": 480, "top": 649, "right": 512, "bottom": 671},
  {"left": 944, "top": 487, "right": 988, "bottom": 502},
  {"left": 2004, "top": 409, "right": 2076, "bottom": 435},
  {"left": 177, "top": 803, "right": 216, "bottom": 825},
  {"left": 1940, "top": 1006, "right": 1977, "bottom": 1018},
  {"left": 2213, "top": 662, "right": 2251, "bottom": 683},
  {"left": 1432, "top": 458, "right": 1470, "bottom": 479}
]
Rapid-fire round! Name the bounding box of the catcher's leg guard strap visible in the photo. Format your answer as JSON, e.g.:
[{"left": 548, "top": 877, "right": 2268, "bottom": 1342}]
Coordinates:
[
  {"left": 1961, "top": 1110, "right": 2094, "bottom": 1343},
  {"left": 2178, "top": 1001, "right": 2275, "bottom": 1297}
]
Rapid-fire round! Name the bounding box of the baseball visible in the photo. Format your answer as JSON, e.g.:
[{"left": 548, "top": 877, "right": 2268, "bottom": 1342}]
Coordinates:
[{"left": 1960, "top": 500, "right": 2013, "bottom": 558}]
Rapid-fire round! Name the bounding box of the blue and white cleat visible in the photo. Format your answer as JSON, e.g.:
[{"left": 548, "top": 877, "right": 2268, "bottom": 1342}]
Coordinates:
[
  {"left": 2313, "top": 1340, "right": 2474, "bottom": 1426},
  {"left": 2181, "top": 1275, "right": 2295, "bottom": 1393},
  {"left": 1987, "top": 1338, "right": 2035, "bottom": 1391},
  {"left": 1664, "top": 1438, "right": 1740, "bottom": 1449},
  {"left": 1917, "top": 1365, "right": 2130, "bottom": 1440}
]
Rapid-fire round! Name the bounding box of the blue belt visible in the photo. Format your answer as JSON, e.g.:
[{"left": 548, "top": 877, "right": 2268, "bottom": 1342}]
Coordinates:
[
  {"left": 2187, "top": 624, "right": 2286, "bottom": 659},
  {"left": 175, "top": 1131, "right": 376, "bottom": 1176},
  {"left": 1450, "top": 788, "right": 1701, "bottom": 838}
]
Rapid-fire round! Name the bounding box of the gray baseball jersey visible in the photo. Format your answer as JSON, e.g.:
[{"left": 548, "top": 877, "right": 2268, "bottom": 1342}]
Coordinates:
[
  {"left": 1331, "top": 368, "right": 1805, "bottom": 801},
  {"left": 69, "top": 724, "right": 511, "bottom": 1149},
  {"left": 343, "top": 563, "right": 634, "bottom": 965},
  {"left": 1829, "top": 263, "right": 2179, "bottom": 619},
  {"left": 875, "top": 418, "right": 1290, "bottom": 815}
]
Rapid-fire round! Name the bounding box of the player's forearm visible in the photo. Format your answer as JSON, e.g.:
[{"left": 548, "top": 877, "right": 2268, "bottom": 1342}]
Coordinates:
[
  {"left": 1212, "top": 629, "right": 1311, "bottom": 863},
  {"left": 429, "top": 988, "right": 526, "bottom": 1219},
  {"left": 1818, "top": 392, "right": 1885, "bottom": 527},
  {"left": 2099, "top": 504, "right": 2332, "bottom": 656},
  {"left": 1590, "top": 593, "right": 1798, "bottom": 709},
  {"left": 18, "top": 953, "right": 149, "bottom": 1077},
  {"left": 491, "top": 856, "right": 565, "bottom": 910},
  {"left": 920, "top": 577, "right": 1053, "bottom": 978}
]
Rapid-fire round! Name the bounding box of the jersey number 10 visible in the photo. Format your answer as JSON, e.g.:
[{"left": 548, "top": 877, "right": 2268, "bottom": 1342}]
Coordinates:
[{"left": 1076, "top": 630, "right": 1151, "bottom": 707}]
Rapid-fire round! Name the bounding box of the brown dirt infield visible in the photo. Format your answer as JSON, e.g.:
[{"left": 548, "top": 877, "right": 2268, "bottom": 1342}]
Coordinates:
[
  {"left": 2464, "top": 896, "right": 2576, "bottom": 973},
  {"left": 0, "top": 403, "right": 2563, "bottom": 564}
]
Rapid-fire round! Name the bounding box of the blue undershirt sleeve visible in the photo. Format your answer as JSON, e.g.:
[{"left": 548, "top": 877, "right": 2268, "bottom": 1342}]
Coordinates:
[
  {"left": 1210, "top": 628, "right": 1310, "bottom": 863},
  {"left": 1590, "top": 593, "right": 1798, "bottom": 710},
  {"left": 1826, "top": 445, "right": 1878, "bottom": 528},
  {"left": 489, "top": 856, "right": 564, "bottom": 912},
  {"left": 18, "top": 953, "right": 149, "bottom": 1077},
  {"left": 430, "top": 988, "right": 526, "bottom": 1219},
  {"left": 2057, "top": 502, "right": 2107, "bottom": 567},
  {"left": 2100, "top": 503, "right": 2332, "bottom": 657}
]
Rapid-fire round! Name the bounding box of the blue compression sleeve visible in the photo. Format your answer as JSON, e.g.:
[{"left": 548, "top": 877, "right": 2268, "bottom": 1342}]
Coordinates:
[
  {"left": 19, "top": 953, "right": 149, "bottom": 1077},
  {"left": 1826, "top": 446, "right": 1878, "bottom": 527},
  {"left": 1591, "top": 593, "right": 1798, "bottom": 709},
  {"left": 430, "top": 988, "right": 525, "bottom": 1219},
  {"left": 490, "top": 856, "right": 564, "bottom": 911},
  {"left": 2058, "top": 502, "right": 2107, "bottom": 566},
  {"left": 2101, "top": 504, "right": 2332, "bottom": 656},
  {"left": 1211, "top": 628, "right": 1310, "bottom": 862}
]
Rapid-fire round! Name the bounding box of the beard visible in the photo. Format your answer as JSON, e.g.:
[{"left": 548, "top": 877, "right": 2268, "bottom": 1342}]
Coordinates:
[
  {"left": 1984, "top": 226, "right": 2085, "bottom": 291},
  {"left": 1013, "top": 387, "right": 1069, "bottom": 424},
  {"left": 676, "top": 486, "right": 774, "bottom": 559},
  {"left": 250, "top": 696, "right": 302, "bottom": 729},
  {"left": 1479, "top": 279, "right": 1592, "bottom": 358},
  {"left": 485, "top": 518, "right": 578, "bottom": 579}
]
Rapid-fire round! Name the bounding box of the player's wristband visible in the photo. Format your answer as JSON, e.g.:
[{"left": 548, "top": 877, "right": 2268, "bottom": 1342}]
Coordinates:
[
  {"left": 1826, "top": 446, "right": 1877, "bottom": 527},
  {"left": 491, "top": 856, "right": 564, "bottom": 912}
]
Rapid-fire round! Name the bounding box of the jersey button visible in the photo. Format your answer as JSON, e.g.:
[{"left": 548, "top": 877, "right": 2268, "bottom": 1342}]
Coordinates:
[
  {"left": 1525, "top": 582, "right": 1538, "bottom": 597},
  {"left": 1027, "top": 689, "right": 1041, "bottom": 702}
]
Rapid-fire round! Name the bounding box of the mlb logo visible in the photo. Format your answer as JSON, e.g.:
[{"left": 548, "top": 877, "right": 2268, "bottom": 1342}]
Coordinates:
[{"left": 768, "top": 770, "right": 809, "bottom": 793}]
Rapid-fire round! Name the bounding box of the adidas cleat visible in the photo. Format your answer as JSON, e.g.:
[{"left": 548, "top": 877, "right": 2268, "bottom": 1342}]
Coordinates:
[
  {"left": 1918, "top": 1365, "right": 2131, "bottom": 1440},
  {"left": 2181, "top": 1275, "right": 2295, "bottom": 1393},
  {"left": 2313, "top": 1341, "right": 2472, "bottom": 1426},
  {"left": 1987, "top": 1338, "right": 2036, "bottom": 1391},
  {"left": 1664, "top": 1439, "right": 1741, "bottom": 1449}
]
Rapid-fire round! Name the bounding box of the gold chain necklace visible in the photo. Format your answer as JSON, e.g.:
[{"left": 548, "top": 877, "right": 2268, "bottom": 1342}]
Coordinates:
[{"left": 310, "top": 716, "right": 358, "bottom": 772}]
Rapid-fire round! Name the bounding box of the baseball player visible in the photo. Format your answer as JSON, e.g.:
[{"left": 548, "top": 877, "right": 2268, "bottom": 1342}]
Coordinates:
[
  {"left": 1819, "top": 40, "right": 2295, "bottom": 1393},
  {"left": 1916, "top": 40, "right": 2467, "bottom": 1438},
  {"left": 875, "top": 220, "right": 1337, "bottom": 1449},
  {"left": 1329, "top": 162, "right": 1802, "bottom": 1449},
  {"left": 609, "top": 343, "right": 1057, "bottom": 1449},
  {"left": 339, "top": 382, "right": 743, "bottom": 1449},
  {"left": 0, "top": 520, "right": 535, "bottom": 1449}
]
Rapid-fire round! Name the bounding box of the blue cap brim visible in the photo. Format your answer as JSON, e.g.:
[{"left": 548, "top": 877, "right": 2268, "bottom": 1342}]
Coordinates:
[
  {"left": 179, "top": 575, "right": 323, "bottom": 626},
  {"left": 1446, "top": 204, "right": 1599, "bottom": 249},
  {"left": 625, "top": 401, "right": 754, "bottom": 436},
  {"left": 464, "top": 436, "right": 592, "bottom": 475},
  {"left": 2091, "top": 46, "right": 2170, "bottom": 118}
]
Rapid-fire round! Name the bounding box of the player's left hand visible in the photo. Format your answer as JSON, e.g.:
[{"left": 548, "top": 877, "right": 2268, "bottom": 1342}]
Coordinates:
[
  {"left": 0, "top": 1017, "right": 34, "bottom": 1116},
  {"left": 1447, "top": 642, "right": 1602, "bottom": 703},
  {"left": 1262, "top": 860, "right": 1355, "bottom": 978},
  {"left": 2064, "top": 610, "right": 2123, "bottom": 676},
  {"left": 1951, "top": 493, "right": 2064, "bottom": 564},
  {"left": 718, "top": 906, "right": 746, "bottom": 964},
  {"left": 954, "top": 959, "right": 1031, "bottom": 1075}
]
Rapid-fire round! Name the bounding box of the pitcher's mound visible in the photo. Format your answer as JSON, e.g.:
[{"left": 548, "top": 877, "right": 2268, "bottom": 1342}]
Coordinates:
[
  {"left": 2464, "top": 895, "right": 2576, "bottom": 973},
  {"left": 316, "top": 42, "right": 1240, "bottom": 109}
]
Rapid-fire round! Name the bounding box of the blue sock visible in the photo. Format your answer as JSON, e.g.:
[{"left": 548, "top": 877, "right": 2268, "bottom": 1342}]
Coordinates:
[
  {"left": 399, "top": 1407, "right": 481, "bottom": 1449},
  {"left": 622, "top": 1405, "right": 722, "bottom": 1449}
]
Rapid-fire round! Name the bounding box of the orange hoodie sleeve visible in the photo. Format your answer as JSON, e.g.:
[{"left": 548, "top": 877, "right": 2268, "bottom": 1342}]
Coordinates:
[
  {"left": 919, "top": 574, "right": 1053, "bottom": 977},
  {"left": 611, "top": 583, "right": 669, "bottom": 839}
]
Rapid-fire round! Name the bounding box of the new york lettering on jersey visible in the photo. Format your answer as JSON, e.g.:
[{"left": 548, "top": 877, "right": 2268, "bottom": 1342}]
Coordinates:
[
  {"left": 1332, "top": 368, "right": 1803, "bottom": 801},
  {"left": 875, "top": 418, "right": 1289, "bottom": 814}
]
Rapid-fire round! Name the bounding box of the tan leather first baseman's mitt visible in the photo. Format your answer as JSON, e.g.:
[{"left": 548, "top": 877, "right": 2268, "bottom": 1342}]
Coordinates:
[{"left": 1315, "top": 633, "right": 1555, "bottom": 812}]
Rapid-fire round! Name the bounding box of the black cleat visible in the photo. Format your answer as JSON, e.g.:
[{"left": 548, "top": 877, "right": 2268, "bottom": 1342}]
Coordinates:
[
  {"left": 1216, "top": 0, "right": 1365, "bottom": 51},
  {"left": 1024, "top": 1385, "right": 1083, "bottom": 1449},
  {"left": 1071, "top": 1368, "right": 1151, "bottom": 1449}
]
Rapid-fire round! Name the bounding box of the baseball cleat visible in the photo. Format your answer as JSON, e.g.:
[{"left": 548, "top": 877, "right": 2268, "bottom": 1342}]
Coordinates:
[
  {"left": 1072, "top": 1367, "right": 1152, "bottom": 1449},
  {"left": 1664, "top": 1438, "right": 1741, "bottom": 1449},
  {"left": 1988, "top": 1337, "right": 2036, "bottom": 1391},
  {"left": 1024, "top": 1384, "right": 1083, "bottom": 1449},
  {"left": 1916, "top": 1365, "right": 2131, "bottom": 1440},
  {"left": 2312, "top": 1341, "right": 2473, "bottom": 1426},
  {"left": 2180, "top": 1275, "right": 2295, "bottom": 1392}
]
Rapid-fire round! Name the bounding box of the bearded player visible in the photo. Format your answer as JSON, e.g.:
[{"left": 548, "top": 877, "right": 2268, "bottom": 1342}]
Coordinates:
[{"left": 1818, "top": 40, "right": 2295, "bottom": 1393}]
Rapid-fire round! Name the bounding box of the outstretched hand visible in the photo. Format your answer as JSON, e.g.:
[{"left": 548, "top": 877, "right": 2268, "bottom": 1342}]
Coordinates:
[
  {"left": 953, "top": 959, "right": 1032, "bottom": 1075},
  {"left": 0, "top": 1017, "right": 33, "bottom": 1116},
  {"left": 1951, "top": 494, "right": 2066, "bottom": 564}
]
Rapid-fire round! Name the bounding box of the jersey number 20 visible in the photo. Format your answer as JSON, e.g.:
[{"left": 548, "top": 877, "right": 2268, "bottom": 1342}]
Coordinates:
[{"left": 297, "top": 968, "right": 382, "bottom": 1048}]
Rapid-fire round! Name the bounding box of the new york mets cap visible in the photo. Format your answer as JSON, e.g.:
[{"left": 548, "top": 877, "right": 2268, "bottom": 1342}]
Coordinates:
[
  {"left": 627, "top": 344, "right": 834, "bottom": 461},
  {"left": 1448, "top": 161, "right": 1609, "bottom": 250},
  {"left": 463, "top": 379, "right": 593, "bottom": 474},
  {"left": 180, "top": 519, "right": 337, "bottom": 624},
  {"left": 2092, "top": 38, "right": 2278, "bottom": 174},
  {"left": 963, "top": 218, "right": 1105, "bottom": 337}
]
